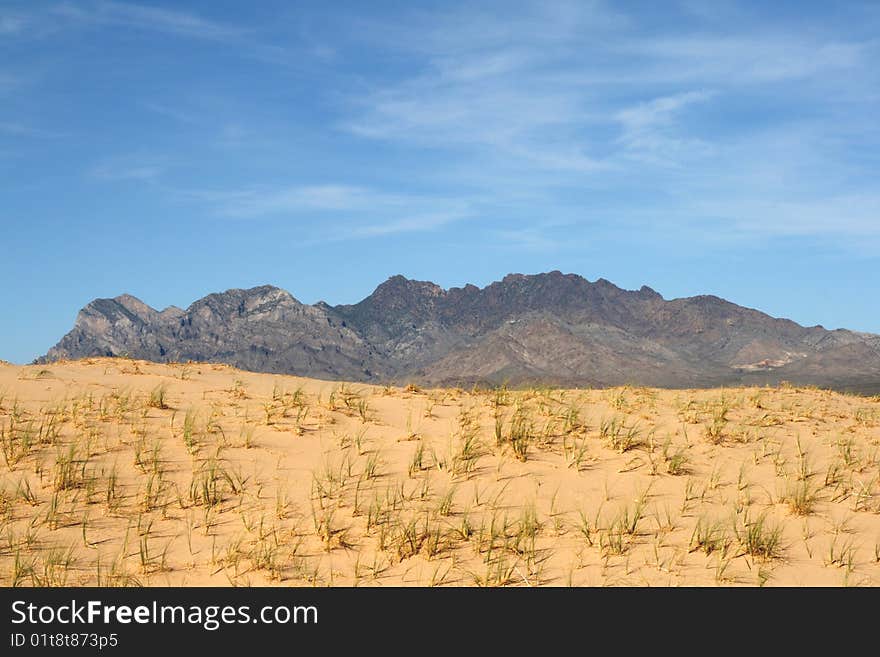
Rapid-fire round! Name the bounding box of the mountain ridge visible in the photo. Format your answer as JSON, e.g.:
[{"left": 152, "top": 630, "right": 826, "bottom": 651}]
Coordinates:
[{"left": 38, "top": 272, "right": 880, "bottom": 393}]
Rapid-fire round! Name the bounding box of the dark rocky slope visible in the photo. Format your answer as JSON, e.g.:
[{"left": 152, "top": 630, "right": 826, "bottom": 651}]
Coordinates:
[{"left": 40, "top": 272, "right": 880, "bottom": 392}]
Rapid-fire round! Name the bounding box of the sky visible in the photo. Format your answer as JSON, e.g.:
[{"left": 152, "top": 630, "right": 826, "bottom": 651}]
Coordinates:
[{"left": 1, "top": 1, "right": 879, "bottom": 363}]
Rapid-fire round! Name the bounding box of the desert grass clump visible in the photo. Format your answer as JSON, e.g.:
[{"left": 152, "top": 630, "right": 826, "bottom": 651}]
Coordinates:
[
  {"left": 690, "top": 516, "right": 731, "bottom": 556},
  {"left": 854, "top": 406, "right": 878, "bottom": 427},
  {"left": 600, "top": 416, "right": 643, "bottom": 453},
  {"left": 355, "top": 398, "right": 371, "bottom": 423},
  {"left": 852, "top": 475, "right": 880, "bottom": 513},
  {"left": 560, "top": 401, "right": 584, "bottom": 435},
  {"left": 311, "top": 452, "right": 352, "bottom": 501},
  {"left": 661, "top": 437, "right": 689, "bottom": 475},
  {"left": 140, "top": 471, "right": 171, "bottom": 513},
  {"left": 181, "top": 409, "right": 200, "bottom": 454},
  {"left": 704, "top": 402, "right": 730, "bottom": 444},
  {"left": 133, "top": 436, "right": 163, "bottom": 475},
  {"left": 825, "top": 535, "right": 857, "bottom": 574},
  {"left": 563, "top": 435, "right": 590, "bottom": 470},
  {"left": 493, "top": 407, "right": 505, "bottom": 447},
  {"left": 104, "top": 463, "right": 122, "bottom": 512},
  {"left": 38, "top": 545, "right": 77, "bottom": 586},
  {"left": 238, "top": 422, "right": 256, "bottom": 449},
  {"left": 0, "top": 418, "right": 34, "bottom": 469},
  {"left": 11, "top": 549, "right": 38, "bottom": 586},
  {"left": 189, "top": 457, "right": 245, "bottom": 509},
  {"left": 400, "top": 408, "right": 421, "bottom": 442},
  {"left": 148, "top": 384, "right": 169, "bottom": 409},
  {"left": 360, "top": 450, "right": 382, "bottom": 482},
  {"left": 138, "top": 528, "right": 170, "bottom": 574},
  {"left": 467, "top": 553, "right": 518, "bottom": 587},
  {"left": 451, "top": 430, "right": 484, "bottom": 478},
  {"left": 782, "top": 478, "right": 820, "bottom": 516},
  {"left": 609, "top": 388, "right": 629, "bottom": 411},
  {"left": 734, "top": 510, "right": 783, "bottom": 561},
  {"left": 311, "top": 503, "right": 349, "bottom": 552},
  {"left": 507, "top": 407, "right": 533, "bottom": 462},
  {"left": 577, "top": 505, "right": 603, "bottom": 547},
  {"left": 53, "top": 444, "right": 89, "bottom": 491},
  {"left": 37, "top": 408, "right": 63, "bottom": 446},
  {"left": 598, "top": 521, "right": 627, "bottom": 556},
  {"left": 512, "top": 503, "right": 541, "bottom": 557},
  {"left": 596, "top": 498, "right": 645, "bottom": 557},
  {"left": 15, "top": 477, "right": 38, "bottom": 506},
  {"left": 437, "top": 486, "right": 457, "bottom": 517},
  {"left": 262, "top": 401, "right": 278, "bottom": 426},
  {"left": 835, "top": 436, "right": 860, "bottom": 470},
  {"left": 407, "top": 440, "right": 426, "bottom": 478}
]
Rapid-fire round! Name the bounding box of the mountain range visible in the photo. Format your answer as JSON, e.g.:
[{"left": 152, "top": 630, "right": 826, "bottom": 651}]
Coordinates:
[{"left": 38, "top": 271, "right": 880, "bottom": 393}]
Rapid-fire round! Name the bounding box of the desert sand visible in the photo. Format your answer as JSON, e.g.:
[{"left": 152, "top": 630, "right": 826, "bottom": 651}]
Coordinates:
[{"left": 1, "top": 358, "right": 878, "bottom": 586}]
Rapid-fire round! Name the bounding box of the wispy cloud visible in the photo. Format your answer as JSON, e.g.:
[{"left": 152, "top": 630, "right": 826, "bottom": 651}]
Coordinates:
[
  {"left": 53, "top": 1, "right": 243, "bottom": 41},
  {"left": 354, "top": 211, "right": 469, "bottom": 237},
  {"left": 195, "top": 184, "right": 407, "bottom": 217},
  {"left": 43, "top": 2, "right": 310, "bottom": 68},
  {"left": 341, "top": 3, "right": 632, "bottom": 178},
  {"left": 334, "top": 2, "right": 878, "bottom": 248},
  {"left": 616, "top": 91, "right": 714, "bottom": 133},
  {"left": 492, "top": 227, "right": 565, "bottom": 251},
  {"left": 616, "top": 35, "right": 869, "bottom": 85},
  {"left": 615, "top": 90, "right": 716, "bottom": 166},
  {"left": 9, "top": 0, "right": 878, "bottom": 253},
  {"left": 183, "top": 183, "right": 473, "bottom": 240},
  {"left": 86, "top": 152, "right": 172, "bottom": 182},
  {"left": 690, "top": 194, "right": 880, "bottom": 238}
]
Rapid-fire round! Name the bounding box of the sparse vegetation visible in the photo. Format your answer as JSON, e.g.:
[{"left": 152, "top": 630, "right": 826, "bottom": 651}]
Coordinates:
[
  {"left": 0, "top": 360, "right": 878, "bottom": 586},
  {"left": 148, "top": 384, "right": 169, "bottom": 409}
]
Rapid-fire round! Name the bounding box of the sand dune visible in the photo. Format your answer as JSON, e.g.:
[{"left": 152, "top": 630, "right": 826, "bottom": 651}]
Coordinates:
[{"left": 1, "top": 358, "right": 878, "bottom": 586}]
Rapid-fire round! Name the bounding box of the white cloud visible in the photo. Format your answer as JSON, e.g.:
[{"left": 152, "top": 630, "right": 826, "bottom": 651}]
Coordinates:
[
  {"left": 332, "top": 3, "right": 879, "bottom": 250},
  {"left": 205, "top": 184, "right": 409, "bottom": 217},
  {"left": 616, "top": 36, "right": 868, "bottom": 85},
  {"left": 615, "top": 90, "right": 714, "bottom": 132},
  {"left": 690, "top": 195, "right": 880, "bottom": 238},
  {"left": 87, "top": 153, "right": 169, "bottom": 182},
  {"left": 339, "top": 2, "right": 637, "bottom": 177},
  {"left": 11, "top": 0, "right": 875, "bottom": 252},
  {"left": 614, "top": 90, "right": 716, "bottom": 166},
  {"left": 492, "top": 227, "right": 564, "bottom": 251},
  {"left": 54, "top": 1, "right": 243, "bottom": 41},
  {"left": 181, "top": 182, "right": 473, "bottom": 241},
  {"left": 354, "top": 211, "right": 470, "bottom": 237}
]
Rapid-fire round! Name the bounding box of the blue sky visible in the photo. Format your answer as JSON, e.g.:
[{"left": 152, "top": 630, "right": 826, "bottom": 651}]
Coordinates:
[{"left": 1, "top": 1, "right": 879, "bottom": 363}]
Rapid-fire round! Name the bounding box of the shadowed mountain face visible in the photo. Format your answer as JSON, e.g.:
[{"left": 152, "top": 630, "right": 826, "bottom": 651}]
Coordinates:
[{"left": 39, "top": 272, "right": 880, "bottom": 393}]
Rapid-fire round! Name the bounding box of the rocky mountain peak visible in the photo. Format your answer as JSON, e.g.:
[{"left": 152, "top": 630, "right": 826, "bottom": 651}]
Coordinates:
[
  {"left": 638, "top": 285, "right": 663, "bottom": 300},
  {"left": 370, "top": 275, "right": 444, "bottom": 302},
  {"left": 79, "top": 295, "right": 156, "bottom": 326},
  {"left": 38, "top": 272, "right": 880, "bottom": 394}
]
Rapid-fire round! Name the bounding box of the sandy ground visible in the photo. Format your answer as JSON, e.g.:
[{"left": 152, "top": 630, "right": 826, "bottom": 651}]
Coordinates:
[{"left": 1, "top": 358, "right": 879, "bottom": 587}]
